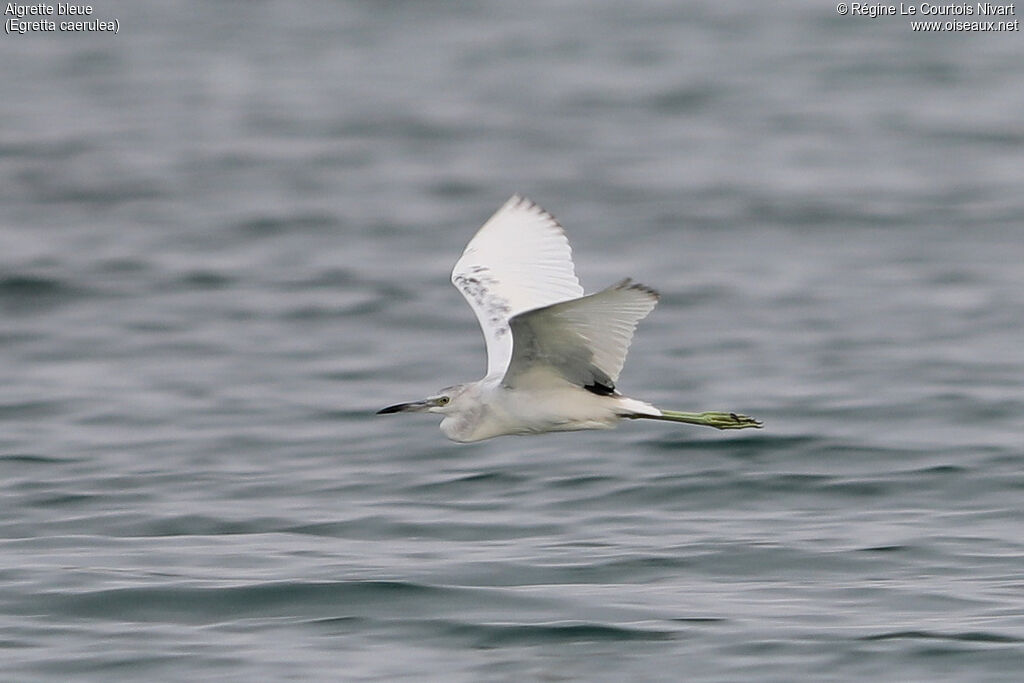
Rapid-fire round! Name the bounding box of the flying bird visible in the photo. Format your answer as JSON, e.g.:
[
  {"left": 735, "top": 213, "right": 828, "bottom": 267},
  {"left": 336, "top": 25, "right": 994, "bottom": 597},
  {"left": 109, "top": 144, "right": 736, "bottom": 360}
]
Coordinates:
[{"left": 378, "top": 195, "right": 762, "bottom": 442}]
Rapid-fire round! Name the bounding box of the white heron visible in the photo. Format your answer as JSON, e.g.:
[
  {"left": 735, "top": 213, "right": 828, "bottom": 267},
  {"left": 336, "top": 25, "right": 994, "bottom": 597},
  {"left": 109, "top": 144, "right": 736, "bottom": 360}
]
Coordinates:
[{"left": 377, "top": 195, "right": 762, "bottom": 442}]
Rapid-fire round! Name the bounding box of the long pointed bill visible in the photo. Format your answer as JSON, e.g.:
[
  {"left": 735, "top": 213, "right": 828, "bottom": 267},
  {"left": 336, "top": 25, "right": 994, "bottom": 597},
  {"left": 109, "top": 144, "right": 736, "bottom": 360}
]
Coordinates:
[{"left": 376, "top": 399, "right": 433, "bottom": 414}]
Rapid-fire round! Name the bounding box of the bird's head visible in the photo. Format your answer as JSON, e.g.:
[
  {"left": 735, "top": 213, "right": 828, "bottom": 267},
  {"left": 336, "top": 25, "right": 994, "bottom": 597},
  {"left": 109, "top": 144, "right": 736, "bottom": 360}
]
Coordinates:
[{"left": 376, "top": 383, "right": 472, "bottom": 416}]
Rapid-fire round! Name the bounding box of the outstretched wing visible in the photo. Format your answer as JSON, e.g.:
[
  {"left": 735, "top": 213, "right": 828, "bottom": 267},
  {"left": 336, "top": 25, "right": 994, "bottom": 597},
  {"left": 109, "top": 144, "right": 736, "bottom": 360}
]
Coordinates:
[
  {"left": 452, "top": 195, "right": 584, "bottom": 377},
  {"left": 503, "top": 279, "right": 659, "bottom": 391}
]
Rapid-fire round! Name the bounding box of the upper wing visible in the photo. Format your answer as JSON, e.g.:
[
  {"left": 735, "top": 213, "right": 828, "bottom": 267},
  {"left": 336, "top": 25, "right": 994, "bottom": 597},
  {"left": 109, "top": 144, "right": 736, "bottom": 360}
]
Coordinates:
[
  {"left": 452, "top": 195, "right": 584, "bottom": 377},
  {"left": 502, "top": 279, "right": 659, "bottom": 391}
]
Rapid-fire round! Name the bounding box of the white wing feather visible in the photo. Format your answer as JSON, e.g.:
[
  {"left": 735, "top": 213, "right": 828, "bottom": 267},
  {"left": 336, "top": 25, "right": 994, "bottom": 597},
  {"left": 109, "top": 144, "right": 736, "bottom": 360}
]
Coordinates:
[
  {"left": 503, "top": 279, "right": 659, "bottom": 390},
  {"left": 452, "top": 195, "right": 584, "bottom": 377}
]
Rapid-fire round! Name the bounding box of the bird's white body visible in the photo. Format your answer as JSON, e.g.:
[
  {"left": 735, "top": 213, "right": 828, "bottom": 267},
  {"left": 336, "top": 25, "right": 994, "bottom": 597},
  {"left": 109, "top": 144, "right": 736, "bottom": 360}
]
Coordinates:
[
  {"left": 438, "top": 373, "right": 660, "bottom": 443},
  {"left": 377, "top": 195, "right": 761, "bottom": 442}
]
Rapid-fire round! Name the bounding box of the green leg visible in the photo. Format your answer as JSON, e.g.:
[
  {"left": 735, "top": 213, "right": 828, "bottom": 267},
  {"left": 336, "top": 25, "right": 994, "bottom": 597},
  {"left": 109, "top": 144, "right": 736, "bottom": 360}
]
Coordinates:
[{"left": 649, "top": 409, "right": 763, "bottom": 430}]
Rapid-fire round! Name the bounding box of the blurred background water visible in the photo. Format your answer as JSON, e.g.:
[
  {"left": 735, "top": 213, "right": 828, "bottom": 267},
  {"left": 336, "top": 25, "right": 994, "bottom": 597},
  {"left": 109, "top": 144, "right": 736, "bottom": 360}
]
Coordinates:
[{"left": 2, "top": 1, "right": 1023, "bottom": 680}]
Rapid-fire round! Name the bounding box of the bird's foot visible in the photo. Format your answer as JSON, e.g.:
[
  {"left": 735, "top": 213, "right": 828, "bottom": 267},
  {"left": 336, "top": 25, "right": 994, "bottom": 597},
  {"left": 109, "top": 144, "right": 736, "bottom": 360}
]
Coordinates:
[{"left": 699, "top": 411, "right": 763, "bottom": 430}]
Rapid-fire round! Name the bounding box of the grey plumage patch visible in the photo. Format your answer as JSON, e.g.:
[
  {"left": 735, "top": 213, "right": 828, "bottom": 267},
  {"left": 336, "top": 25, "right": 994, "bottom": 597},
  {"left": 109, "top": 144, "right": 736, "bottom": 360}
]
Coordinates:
[{"left": 452, "top": 266, "right": 512, "bottom": 337}]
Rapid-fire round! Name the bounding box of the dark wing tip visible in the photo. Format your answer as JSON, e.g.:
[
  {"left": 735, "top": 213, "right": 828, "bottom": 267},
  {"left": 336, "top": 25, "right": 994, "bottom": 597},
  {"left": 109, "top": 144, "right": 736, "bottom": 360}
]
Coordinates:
[
  {"left": 613, "top": 277, "right": 660, "bottom": 300},
  {"left": 507, "top": 194, "right": 566, "bottom": 233}
]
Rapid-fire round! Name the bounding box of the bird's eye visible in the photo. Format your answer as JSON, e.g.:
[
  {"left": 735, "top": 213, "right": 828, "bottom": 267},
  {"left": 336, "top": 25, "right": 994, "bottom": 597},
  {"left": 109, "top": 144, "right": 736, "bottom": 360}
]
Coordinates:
[{"left": 437, "top": 396, "right": 450, "bottom": 406}]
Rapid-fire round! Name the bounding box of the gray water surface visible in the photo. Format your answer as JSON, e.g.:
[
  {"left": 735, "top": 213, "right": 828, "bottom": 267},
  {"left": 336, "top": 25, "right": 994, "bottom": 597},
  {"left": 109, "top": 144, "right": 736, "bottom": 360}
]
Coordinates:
[{"left": 2, "top": 2, "right": 1024, "bottom": 681}]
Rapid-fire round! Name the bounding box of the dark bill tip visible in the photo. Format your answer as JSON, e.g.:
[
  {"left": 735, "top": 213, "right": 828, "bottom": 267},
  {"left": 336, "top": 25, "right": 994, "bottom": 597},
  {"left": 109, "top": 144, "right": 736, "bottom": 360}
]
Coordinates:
[{"left": 376, "top": 401, "right": 419, "bottom": 414}]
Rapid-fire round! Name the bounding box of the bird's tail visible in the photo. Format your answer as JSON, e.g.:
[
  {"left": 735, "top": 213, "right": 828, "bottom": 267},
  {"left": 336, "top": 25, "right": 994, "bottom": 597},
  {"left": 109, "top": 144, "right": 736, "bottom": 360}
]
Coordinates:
[{"left": 631, "top": 407, "right": 763, "bottom": 430}]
